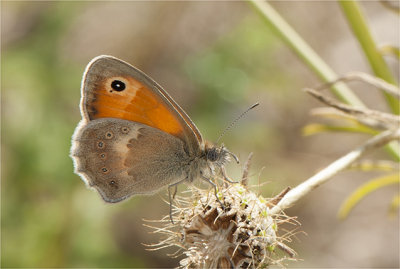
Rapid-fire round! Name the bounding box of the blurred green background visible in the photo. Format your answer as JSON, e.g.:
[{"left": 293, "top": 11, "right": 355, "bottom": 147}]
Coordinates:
[{"left": 1, "top": 1, "right": 398, "bottom": 268}]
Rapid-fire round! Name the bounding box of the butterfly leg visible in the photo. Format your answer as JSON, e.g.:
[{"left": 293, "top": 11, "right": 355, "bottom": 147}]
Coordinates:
[
  {"left": 200, "top": 174, "right": 224, "bottom": 209},
  {"left": 221, "top": 166, "right": 238, "bottom": 184},
  {"left": 167, "top": 186, "right": 175, "bottom": 224},
  {"left": 229, "top": 151, "right": 240, "bottom": 164},
  {"left": 172, "top": 185, "right": 178, "bottom": 199},
  {"left": 168, "top": 178, "right": 186, "bottom": 224}
]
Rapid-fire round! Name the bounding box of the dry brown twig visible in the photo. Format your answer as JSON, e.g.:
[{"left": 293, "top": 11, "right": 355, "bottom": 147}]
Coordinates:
[
  {"left": 379, "top": 0, "right": 400, "bottom": 14},
  {"left": 305, "top": 88, "right": 400, "bottom": 129},
  {"left": 270, "top": 72, "right": 400, "bottom": 215},
  {"left": 316, "top": 71, "right": 400, "bottom": 99},
  {"left": 241, "top": 152, "right": 253, "bottom": 186},
  {"left": 270, "top": 128, "right": 400, "bottom": 215}
]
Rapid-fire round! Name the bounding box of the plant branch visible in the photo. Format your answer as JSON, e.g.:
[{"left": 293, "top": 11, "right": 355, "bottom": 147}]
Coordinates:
[
  {"left": 305, "top": 88, "right": 400, "bottom": 129},
  {"left": 269, "top": 128, "right": 400, "bottom": 215},
  {"left": 318, "top": 72, "right": 400, "bottom": 99},
  {"left": 305, "top": 72, "right": 400, "bottom": 160}
]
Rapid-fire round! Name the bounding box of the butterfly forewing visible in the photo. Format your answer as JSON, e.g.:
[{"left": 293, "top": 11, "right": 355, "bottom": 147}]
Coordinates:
[{"left": 81, "top": 56, "right": 203, "bottom": 155}]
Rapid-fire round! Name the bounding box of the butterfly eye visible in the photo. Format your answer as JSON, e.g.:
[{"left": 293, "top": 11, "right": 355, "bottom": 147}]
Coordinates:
[
  {"left": 111, "top": 80, "right": 126, "bottom": 91},
  {"left": 207, "top": 148, "right": 218, "bottom": 162}
]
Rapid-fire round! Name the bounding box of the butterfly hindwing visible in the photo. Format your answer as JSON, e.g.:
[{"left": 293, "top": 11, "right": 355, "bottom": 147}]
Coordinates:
[{"left": 71, "top": 118, "right": 189, "bottom": 201}]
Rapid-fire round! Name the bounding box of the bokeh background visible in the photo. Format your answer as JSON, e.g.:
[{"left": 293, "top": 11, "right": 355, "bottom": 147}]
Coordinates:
[{"left": 2, "top": 1, "right": 399, "bottom": 268}]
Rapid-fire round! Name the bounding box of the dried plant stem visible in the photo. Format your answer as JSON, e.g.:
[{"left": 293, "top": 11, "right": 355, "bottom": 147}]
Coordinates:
[
  {"left": 306, "top": 72, "right": 400, "bottom": 160},
  {"left": 305, "top": 88, "right": 400, "bottom": 128},
  {"left": 241, "top": 152, "right": 253, "bottom": 186},
  {"left": 269, "top": 128, "right": 400, "bottom": 215},
  {"left": 318, "top": 72, "right": 400, "bottom": 100},
  {"left": 379, "top": 0, "right": 400, "bottom": 14}
]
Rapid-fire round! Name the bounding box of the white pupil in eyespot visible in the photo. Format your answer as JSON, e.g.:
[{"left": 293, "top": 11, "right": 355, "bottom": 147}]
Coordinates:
[{"left": 111, "top": 80, "right": 125, "bottom": 91}]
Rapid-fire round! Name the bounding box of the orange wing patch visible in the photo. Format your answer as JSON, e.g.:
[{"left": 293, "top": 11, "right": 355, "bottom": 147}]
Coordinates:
[{"left": 86, "top": 75, "right": 184, "bottom": 137}]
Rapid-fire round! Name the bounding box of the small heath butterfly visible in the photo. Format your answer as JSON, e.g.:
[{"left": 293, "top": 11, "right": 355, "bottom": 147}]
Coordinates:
[{"left": 71, "top": 55, "right": 237, "bottom": 203}]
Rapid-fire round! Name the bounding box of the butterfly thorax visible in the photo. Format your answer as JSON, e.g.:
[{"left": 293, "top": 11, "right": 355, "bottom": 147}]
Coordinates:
[
  {"left": 183, "top": 142, "right": 231, "bottom": 183},
  {"left": 204, "top": 142, "right": 231, "bottom": 168}
]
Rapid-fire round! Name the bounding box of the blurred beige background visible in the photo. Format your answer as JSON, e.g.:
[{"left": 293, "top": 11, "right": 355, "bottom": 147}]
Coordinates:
[{"left": 2, "top": 1, "right": 399, "bottom": 268}]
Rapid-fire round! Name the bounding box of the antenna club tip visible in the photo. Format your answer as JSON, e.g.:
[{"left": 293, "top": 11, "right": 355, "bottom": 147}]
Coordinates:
[{"left": 250, "top": 103, "right": 260, "bottom": 109}]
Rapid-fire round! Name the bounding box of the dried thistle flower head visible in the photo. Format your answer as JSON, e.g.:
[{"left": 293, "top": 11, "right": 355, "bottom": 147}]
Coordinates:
[{"left": 146, "top": 182, "right": 298, "bottom": 268}]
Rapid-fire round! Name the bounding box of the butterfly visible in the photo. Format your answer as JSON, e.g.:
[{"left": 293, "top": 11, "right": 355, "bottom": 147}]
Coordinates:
[{"left": 70, "top": 55, "right": 238, "bottom": 215}]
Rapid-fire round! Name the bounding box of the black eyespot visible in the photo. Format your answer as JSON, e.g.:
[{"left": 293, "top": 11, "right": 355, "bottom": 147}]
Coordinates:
[
  {"left": 101, "top": 167, "right": 108, "bottom": 173},
  {"left": 99, "top": 153, "right": 106, "bottom": 159},
  {"left": 111, "top": 80, "right": 126, "bottom": 91},
  {"left": 97, "top": 141, "right": 105, "bottom": 148},
  {"left": 109, "top": 180, "right": 118, "bottom": 188},
  {"left": 121, "top": 126, "right": 130, "bottom": 134},
  {"left": 105, "top": 131, "right": 114, "bottom": 139}
]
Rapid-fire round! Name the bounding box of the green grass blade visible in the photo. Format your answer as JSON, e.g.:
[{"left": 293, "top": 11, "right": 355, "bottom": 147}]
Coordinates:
[
  {"left": 339, "top": 0, "right": 399, "bottom": 114},
  {"left": 389, "top": 195, "right": 400, "bottom": 217},
  {"left": 303, "top": 123, "right": 377, "bottom": 136},
  {"left": 380, "top": 45, "right": 400, "bottom": 59},
  {"left": 247, "top": 0, "right": 365, "bottom": 107},
  {"left": 349, "top": 160, "right": 399, "bottom": 172},
  {"left": 338, "top": 173, "right": 400, "bottom": 219}
]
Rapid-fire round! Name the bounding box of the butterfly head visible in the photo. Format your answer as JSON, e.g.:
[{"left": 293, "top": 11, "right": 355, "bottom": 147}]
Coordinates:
[{"left": 205, "top": 143, "right": 239, "bottom": 167}]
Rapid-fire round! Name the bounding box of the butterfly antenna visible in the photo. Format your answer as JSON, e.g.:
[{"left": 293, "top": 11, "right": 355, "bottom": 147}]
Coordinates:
[{"left": 216, "top": 103, "right": 259, "bottom": 144}]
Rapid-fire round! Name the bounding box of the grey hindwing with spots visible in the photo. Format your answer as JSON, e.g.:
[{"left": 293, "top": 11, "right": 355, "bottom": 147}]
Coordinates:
[{"left": 71, "top": 118, "right": 190, "bottom": 202}]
